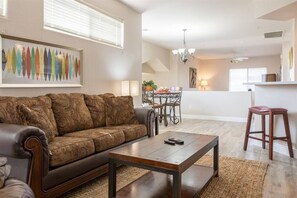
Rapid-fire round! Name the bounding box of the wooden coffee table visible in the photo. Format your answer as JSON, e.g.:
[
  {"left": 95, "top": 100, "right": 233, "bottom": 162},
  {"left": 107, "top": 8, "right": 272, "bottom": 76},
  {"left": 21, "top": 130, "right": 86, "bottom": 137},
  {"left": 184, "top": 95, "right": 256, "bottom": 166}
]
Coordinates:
[{"left": 108, "top": 131, "right": 219, "bottom": 198}]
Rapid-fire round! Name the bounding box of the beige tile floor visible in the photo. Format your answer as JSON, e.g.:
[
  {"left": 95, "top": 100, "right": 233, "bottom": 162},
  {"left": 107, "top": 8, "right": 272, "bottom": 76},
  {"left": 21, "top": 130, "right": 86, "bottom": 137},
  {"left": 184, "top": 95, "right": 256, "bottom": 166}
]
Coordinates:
[{"left": 159, "top": 119, "right": 297, "bottom": 198}]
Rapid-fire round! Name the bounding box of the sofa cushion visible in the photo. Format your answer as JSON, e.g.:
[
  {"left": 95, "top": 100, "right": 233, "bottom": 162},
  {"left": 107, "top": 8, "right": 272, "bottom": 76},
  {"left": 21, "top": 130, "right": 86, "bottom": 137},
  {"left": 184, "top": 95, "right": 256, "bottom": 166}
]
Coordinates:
[
  {"left": 17, "top": 104, "right": 56, "bottom": 143},
  {"left": 105, "top": 96, "right": 139, "bottom": 126},
  {"left": 64, "top": 128, "right": 125, "bottom": 152},
  {"left": 17, "top": 96, "right": 58, "bottom": 134},
  {"left": 0, "top": 97, "right": 22, "bottom": 124},
  {"left": 104, "top": 124, "right": 147, "bottom": 142},
  {"left": 48, "top": 136, "right": 95, "bottom": 167},
  {"left": 47, "top": 93, "right": 93, "bottom": 135},
  {"left": 84, "top": 94, "right": 106, "bottom": 127},
  {"left": 98, "top": 93, "right": 115, "bottom": 100}
]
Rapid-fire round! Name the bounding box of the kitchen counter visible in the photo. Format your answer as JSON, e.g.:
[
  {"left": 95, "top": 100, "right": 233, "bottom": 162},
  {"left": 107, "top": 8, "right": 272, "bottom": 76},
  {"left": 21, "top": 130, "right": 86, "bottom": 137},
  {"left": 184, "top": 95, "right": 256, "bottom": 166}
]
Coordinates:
[{"left": 253, "top": 82, "right": 297, "bottom": 156}]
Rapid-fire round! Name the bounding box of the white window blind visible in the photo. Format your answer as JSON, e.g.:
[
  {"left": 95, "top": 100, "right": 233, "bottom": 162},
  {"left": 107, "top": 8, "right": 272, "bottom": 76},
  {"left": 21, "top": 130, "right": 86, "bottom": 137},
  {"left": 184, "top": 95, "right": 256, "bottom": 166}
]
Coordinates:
[
  {"left": 0, "top": 0, "right": 7, "bottom": 17},
  {"left": 229, "top": 67, "right": 267, "bottom": 91},
  {"left": 44, "top": 0, "right": 124, "bottom": 48}
]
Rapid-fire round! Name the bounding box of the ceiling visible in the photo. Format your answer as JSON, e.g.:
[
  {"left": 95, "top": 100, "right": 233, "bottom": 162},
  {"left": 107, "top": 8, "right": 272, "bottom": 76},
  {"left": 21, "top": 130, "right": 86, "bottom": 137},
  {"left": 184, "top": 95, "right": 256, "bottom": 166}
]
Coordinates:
[{"left": 119, "top": 0, "right": 295, "bottom": 60}]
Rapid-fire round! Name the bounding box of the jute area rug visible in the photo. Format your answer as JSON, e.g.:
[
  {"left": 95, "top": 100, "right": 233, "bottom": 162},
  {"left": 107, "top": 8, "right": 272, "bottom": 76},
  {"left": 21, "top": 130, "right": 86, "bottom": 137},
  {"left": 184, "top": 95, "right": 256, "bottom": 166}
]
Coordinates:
[{"left": 64, "top": 156, "right": 268, "bottom": 198}]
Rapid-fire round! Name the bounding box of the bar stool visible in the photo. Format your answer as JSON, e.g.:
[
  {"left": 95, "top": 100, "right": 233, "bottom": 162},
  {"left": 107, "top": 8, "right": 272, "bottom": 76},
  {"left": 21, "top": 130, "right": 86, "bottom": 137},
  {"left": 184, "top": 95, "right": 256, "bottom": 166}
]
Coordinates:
[{"left": 243, "top": 106, "right": 294, "bottom": 160}]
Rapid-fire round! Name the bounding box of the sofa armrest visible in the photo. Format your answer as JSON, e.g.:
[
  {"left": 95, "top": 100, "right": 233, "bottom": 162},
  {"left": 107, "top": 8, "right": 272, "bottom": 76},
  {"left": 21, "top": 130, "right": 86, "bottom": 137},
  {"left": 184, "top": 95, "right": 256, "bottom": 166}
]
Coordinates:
[
  {"left": 0, "top": 123, "right": 50, "bottom": 177},
  {"left": 134, "top": 108, "right": 157, "bottom": 137}
]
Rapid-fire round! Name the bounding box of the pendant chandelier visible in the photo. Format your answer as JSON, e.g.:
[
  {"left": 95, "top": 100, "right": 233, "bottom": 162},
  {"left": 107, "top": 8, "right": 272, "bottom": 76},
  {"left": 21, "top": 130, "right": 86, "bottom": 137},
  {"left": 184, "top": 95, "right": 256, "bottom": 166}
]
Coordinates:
[{"left": 172, "top": 29, "right": 195, "bottom": 64}]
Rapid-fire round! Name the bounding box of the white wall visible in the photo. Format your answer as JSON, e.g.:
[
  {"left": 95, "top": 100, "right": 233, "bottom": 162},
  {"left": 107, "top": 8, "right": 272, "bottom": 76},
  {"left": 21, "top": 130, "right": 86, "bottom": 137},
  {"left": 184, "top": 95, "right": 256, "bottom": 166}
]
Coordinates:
[
  {"left": 253, "top": 0, "right": 297, "bottom": 18},
  {"left": 198, "top": 55, "right": 281, "bottom": 91},
  {"left": 142, "top": 41, "right": 281, "bottom": 91},
  {"left": 293, "top": 18, "right": 297, "bottom": 81},
  {"left": 142, "top": 41, "right": 200, "bottom": 90},
  {"left": 142, "top": 41, "right": 170, "bottom": 69},
  {"left": 181, "top": 91, "right": 252, "bottom": 122},
  {"left": 0, "top": 0, "right": 142, "bottom": 104},
  {"left": 142, "top": 53, "right": 178, "bottom": 89},
  {"left": 176, "top": 56, "right": 200, "bottom": 91},
  {"left": 256, "top": 1, "right": 297, "bottom": 82}
]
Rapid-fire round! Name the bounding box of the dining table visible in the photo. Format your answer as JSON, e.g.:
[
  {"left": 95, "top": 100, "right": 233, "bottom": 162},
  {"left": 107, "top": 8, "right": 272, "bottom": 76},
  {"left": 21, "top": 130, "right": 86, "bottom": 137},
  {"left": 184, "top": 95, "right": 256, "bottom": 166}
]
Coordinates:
[{"left": 153, "top": 91, "right": 181, "bottom": 126}]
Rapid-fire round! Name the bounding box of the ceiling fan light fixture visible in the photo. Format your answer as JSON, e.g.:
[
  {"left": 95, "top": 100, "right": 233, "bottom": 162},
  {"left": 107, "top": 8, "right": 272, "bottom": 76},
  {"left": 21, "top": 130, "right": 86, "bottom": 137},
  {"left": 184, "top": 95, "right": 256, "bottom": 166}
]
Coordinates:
[{"left": 230, "top": 57, "right": 249, "bottom": 63}]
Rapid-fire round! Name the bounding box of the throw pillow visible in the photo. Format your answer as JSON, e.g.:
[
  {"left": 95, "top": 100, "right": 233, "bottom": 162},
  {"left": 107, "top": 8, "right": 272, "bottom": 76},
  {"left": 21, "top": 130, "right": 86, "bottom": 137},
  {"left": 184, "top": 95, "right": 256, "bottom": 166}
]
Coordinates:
[
  {"left": 47, "top": 93, "right": 94, "bottom": 135},
  {"left": 0, "top": 157, "right": 11, "bottom": 189},
  {"left": 17, "top": 104, "right": 56, "bottom": 143},
  {"left": 84, "top": 94, "right": 106, "bottom": 127},
  {"left": 17, "top": 96, "right": 59, "bottom": 137},
  {"left": 105, "top": 96, "right": 139, "bottom": 126}
]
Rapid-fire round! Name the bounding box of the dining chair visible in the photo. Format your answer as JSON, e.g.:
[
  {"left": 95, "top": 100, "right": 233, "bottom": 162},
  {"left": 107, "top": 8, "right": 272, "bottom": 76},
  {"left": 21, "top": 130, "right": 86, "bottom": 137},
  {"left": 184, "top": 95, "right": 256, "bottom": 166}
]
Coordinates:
[
  {"left": 166, "top": 87, "right": 182, "bottom": 124},
  {"left": 142, "top": 90, "right": 164, "bottom": 123}
]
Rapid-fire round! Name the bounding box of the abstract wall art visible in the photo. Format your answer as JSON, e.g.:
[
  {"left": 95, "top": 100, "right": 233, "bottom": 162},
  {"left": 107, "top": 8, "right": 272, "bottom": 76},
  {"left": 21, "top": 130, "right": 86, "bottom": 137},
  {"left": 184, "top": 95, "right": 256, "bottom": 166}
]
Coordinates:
[
  {"left": 189, "top": 67, "right": 197, "bottom": 88},
  {"left": 0, "top": 35, "right": 82, "bottom": 87}
]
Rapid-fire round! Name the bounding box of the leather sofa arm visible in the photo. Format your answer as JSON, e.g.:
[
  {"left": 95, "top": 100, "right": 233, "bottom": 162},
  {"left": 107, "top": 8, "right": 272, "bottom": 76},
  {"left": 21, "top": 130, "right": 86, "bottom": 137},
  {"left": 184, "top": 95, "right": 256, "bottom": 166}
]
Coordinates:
[
  {"left": 134, "top": 108, "right": 157, "bottom": 137},
  {"left": 0, "top": 123, "right": 50, "bottom": 176}
]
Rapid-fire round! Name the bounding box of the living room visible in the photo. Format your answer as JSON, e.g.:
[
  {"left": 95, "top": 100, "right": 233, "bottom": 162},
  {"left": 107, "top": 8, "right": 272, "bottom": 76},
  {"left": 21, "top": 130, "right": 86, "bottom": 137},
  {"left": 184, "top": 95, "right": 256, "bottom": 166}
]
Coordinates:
[{"left": 0, "top": 0, "right": 296, "bottom": 197}]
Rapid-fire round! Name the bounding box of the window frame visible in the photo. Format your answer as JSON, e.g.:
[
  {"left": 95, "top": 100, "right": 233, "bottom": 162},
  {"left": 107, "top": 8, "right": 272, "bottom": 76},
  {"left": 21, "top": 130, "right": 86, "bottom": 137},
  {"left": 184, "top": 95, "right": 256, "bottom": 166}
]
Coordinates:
[
  {"left": 43, "top": 0, "right": 124, "bottom": 49},
  {"left": 229, "top": 67, "right": 267, "bottom": 91},
  {"left": 0, "top": 0, "right": 7, "bottom": 17}
]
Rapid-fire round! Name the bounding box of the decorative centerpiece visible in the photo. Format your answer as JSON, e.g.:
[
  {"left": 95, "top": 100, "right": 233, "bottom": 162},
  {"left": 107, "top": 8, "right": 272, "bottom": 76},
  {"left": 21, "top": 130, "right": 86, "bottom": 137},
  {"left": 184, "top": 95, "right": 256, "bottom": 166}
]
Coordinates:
[{"left": 142, "top": 80, "right": 157, "bottom": 91}]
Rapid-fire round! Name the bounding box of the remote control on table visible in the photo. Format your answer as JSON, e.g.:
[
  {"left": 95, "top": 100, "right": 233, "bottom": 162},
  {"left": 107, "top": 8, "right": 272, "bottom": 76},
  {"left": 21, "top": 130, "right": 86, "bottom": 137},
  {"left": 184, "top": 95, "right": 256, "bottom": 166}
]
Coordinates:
[
  {"left": 168, "top": 138, "right": 184, "bottom": 145},
  {"left": 164, "top": 140, "right": 175, "bottom": 145}
]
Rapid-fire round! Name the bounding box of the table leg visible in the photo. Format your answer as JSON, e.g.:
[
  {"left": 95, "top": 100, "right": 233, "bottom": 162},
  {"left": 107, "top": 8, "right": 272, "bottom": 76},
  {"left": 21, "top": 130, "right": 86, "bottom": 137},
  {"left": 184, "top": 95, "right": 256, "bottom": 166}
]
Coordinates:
[
  {"left": 164, "top": 98, "right": 168, "bottom": 126},
  {"left": 173, "top": 172, "right": 181, "bottom": 198},
  {"left": 213, "top": 139, "right": 219, "bottom": 177},
  {"left": 108, "top": 159, "right": 117, "bottom": 198}
]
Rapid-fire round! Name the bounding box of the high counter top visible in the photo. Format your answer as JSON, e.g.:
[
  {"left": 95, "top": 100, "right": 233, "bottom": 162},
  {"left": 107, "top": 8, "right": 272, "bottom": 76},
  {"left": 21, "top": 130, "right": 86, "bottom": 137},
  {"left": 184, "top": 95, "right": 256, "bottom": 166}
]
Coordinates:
[{"left": 246, "top": 81, "right": 297, "bottom": 86}]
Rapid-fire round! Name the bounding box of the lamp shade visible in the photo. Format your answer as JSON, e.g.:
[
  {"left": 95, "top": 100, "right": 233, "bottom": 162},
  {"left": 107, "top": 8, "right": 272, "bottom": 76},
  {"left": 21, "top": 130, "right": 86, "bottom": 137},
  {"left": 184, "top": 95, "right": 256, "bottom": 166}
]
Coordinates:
[
  {"left": 121, "top": 81, "right": 130, "bottom": 96},
  {"left": 130, "top": 80, "right": 139, "bottom": 96},
  {"left": 201, "top": 80, "right": 208, "bottom": 86},
  {"left": 121, "top": 80, "right": 139, "bottom": 96}
]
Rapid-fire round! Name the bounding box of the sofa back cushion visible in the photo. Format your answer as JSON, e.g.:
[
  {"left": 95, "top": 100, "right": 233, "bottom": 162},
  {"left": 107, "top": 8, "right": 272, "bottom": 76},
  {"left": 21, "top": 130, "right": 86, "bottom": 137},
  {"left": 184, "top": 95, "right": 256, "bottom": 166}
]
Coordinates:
[
  {"left": 17, "top": 96, "right": 58, "bottom": 136},
  {"left": 105, "top": 96, "right": 139, "bottom": 126},
  {"left": 47, "top": 93, "right": 93, "bottom": 135},
  {"left": 0, "top": 97, "right": 22, "bottom": 124},
  {"left": 84, "top": 94, "right": 106, "bottom": 127},
  {"left": 17, "top": 104, "right": 56, "bottom": 143},
  {"left": 98, "top": 93, "right": 115, "bottom": 100}
]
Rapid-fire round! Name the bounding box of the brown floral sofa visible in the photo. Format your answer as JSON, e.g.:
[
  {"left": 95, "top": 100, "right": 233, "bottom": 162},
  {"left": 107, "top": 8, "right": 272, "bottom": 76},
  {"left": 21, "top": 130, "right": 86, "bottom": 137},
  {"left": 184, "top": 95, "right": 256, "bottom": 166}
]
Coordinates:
[{"left": 0, "top": 93, "right": 156, "bottom": 198}]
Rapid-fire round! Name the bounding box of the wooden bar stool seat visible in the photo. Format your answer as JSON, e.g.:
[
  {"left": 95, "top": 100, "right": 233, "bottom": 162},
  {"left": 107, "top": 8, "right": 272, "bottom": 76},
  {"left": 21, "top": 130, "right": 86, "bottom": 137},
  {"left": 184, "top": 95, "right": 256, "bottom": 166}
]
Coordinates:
[{"left": 243, "top": 106, "right": 294, "bottom": 160}]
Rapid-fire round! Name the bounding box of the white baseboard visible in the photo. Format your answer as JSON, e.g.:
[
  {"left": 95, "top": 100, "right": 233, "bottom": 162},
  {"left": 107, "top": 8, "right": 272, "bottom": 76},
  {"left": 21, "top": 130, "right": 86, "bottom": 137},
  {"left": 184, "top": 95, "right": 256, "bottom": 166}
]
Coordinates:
[{"left": 182, "top": 114, "right": 246, "bottom": 122}]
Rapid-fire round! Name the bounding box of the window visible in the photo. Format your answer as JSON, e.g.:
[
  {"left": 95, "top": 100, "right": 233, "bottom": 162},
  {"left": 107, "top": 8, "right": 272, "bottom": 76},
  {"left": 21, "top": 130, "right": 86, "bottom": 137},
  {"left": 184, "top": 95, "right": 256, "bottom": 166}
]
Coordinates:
[
  {"left": 0, "top": 0, "right": 7, "bottom": 17},
  {"left": 229, "top": 67, "right": 267, "bottom": 91},
  {"left": 44, "top": 0, "right": 124, "bottom": 48}
]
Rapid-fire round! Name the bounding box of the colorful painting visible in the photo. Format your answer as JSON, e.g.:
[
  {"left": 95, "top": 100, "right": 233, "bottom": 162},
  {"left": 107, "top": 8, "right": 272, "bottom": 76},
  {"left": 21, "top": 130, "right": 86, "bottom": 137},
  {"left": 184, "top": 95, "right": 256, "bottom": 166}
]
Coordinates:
[
  {"left": 0, "top": 35, "right": 82, "bottom": 87},
  {"left": 189, "top": 67, "right": 197, "bottom": 88}
]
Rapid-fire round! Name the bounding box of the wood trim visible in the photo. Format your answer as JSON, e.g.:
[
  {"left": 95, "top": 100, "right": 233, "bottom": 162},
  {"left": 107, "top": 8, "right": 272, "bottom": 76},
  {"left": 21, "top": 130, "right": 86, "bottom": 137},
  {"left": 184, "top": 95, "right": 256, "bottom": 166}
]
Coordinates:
[
  {"left": 45, "top": 165, "right": 109, "bottom": 198},
  {"left": 24, "top": 136, "right": 45, "bottom": 198}
]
